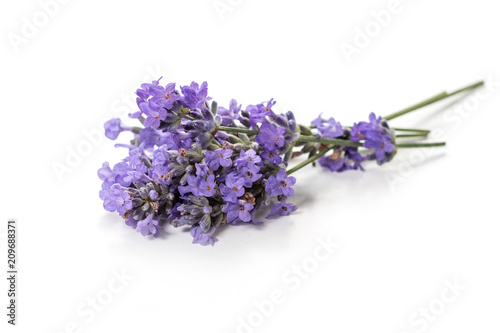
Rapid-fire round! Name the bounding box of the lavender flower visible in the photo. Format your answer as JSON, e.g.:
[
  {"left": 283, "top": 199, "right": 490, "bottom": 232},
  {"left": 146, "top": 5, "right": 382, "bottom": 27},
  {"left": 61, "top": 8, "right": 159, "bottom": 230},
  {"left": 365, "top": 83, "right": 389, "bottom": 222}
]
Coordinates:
[
  {"left": 267, "top": 198, "right": 297, "bottom": 217},
  {"left": 98, "top": 162, "right": 115, "bottom": 189},
  {"left": 265, "top": 169, "right": 296, "bottom": 197},
  {"left": 246, "top": 103, "right": 270, "bottom": 128},
  {"left": 256, "top": 122, "right": 285, "bottom": 151},
  {"left": 136, "top": 215, "right": 163, "bottom": 237},
  {"left": 98, "top": 76, "right": 441, "bottom": 246},
  {"left": 150, "top": 82, "right": 179, "bottom": 109},
  {"left": 198, "top": 174, "right": 217, "bottom": 197},
  {"left": 190, "top": 225, "right": 218, "bottom": 246},
  {"left": 218, "top": 99, "right": 241, "bottom": 126},
  {"left": 318, "top": 154, "right": 351, "bottom": 172},
  {"left": 139, "top": 101, "right": 167, "bottom": 129},
  {"left": 220, "top": 173, "right": 245, "bottom": 202},
  {"left": 260, "top": 149, "right": 282, "bottom": 165},
  {"left": 224, "top": 200, "right": 254, "bottom": 223},
  {"left": 239, "top": 164, "right": 262, "bottom": 187},
  {"left": 180, "top": 81, "right": 211, "bottom": 110},
  {"left": 138, "top": 128, "right": 166, "bottom": 148},
  {"left": 205, "top": 148, "right": 233, "bottom": 170},
  {"left": 100, "top": 184, "right": 132, "bottom": 216},
  {"left": 351, "top": 112, "right": 389, "bottom": 141},
  {"left": 104, "top": 118, "right": 132, "bottom": 140},
  {"left": 318, "top": 147, "right": 366, "bottom": 172},
  {"left": 235, "top": 149, "right": 262, "bottom": 168},
  {"left": 311, "top": 115, "right": 344, "bottom": 138}
]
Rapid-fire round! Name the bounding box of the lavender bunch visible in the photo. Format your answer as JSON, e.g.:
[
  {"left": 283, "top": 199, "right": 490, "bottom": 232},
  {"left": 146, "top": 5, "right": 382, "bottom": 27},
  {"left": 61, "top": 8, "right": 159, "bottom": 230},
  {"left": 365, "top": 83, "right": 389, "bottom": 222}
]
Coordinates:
[{"left": 98, "top": 78, "right": 483, "bottom": 245}]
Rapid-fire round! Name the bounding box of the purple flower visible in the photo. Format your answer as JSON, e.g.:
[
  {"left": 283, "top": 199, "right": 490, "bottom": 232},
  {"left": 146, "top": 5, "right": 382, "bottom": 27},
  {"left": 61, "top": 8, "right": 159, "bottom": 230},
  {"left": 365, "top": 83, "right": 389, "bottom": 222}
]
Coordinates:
[
  {"left": 150, "top": 82, "right": 179, "bottom": 109},
  {"left": 139, "top": 100, "right": 167, "bottom": 129},
  {"left": 246, "top": 104, "right": 270, "bottom": 128},
  {"left": 136, "top": 215, "right": 163, "bottom": 237},
  {"left": 265, "top": 169, "right": 296, "bottom": 197},
  {"left": 205, "top": 148, "right": 233, "bottom": 170},
  {"left": 163, "top": 131, "right": 193, "bottom": 150},
  {"left": 135, "top": 77, "right": 162, "bottom": 102},
  {"left": 317, "top": 147, "right": 367, "bottom": 172},
  {"left": 180, "top": 81, "right": 211, "bottom": 110},
  {"left": 256, "top": 122, "right": 285, "bottom": 151},
  {"left": 128, "top": 111, "right": 142, "bottom": 119},
  {"left": 124, "top": 217, "right": 138, "bottom": 228},
  {"left": 195, "top": 163, "right": 210, "bottom": 177},
  {"left": 218, "top": 99, "right": 241, "bottom": 126},
  {"left": 311, "top": 115, "right": 344, "bottom": 139},
  {"left": 151, "top": 164, "right": 170, "bottom": 184},
  {"left": 259, "top": 149, "right": 282, "bottom": 165},
  {"left": 190, "top": 225, "right": 218, "bottom": 246},
  {"left": 239, "top": 164, "right": 262, "bottom": 187},
  {"left": 350, "top": 112, "right": 387, "bottom": 141},
  {"left": 139, "top": 128, "right": 167, "bottom": 148},
  {"left": 220, "top": 173, "right": 245, "bottom": 202},
  {"left": 311, "top": 114, "right": 323, "bottom": 127},
  {"left": 235, "top": 149, "right": 262, "bottom": 168},
  {"left": 104, "top": 118, "right": 132, "bottom": 140},
  {"left": 224, "top": 200, "right": 254, "bottom": 223},
  {"left": 318, "top": 154, "right": 351, "bottom": 172},
  {"left": 98, "top": 162, "right": 115, "bottom": 188},
  {"left": 267, "top": 199, "right": 297, "bottom": 217},
  {"left": 178, "top": 173, "right": 200, "bottom": 197},
  {"left": 368, "top": 112, "right": 383, "bottom": 127},
  {"left": 112, "top": 162, "right": 133, "bottom": 187},
  {"left": 344, "top": 147, "right": 366, "bottom": 170},
  {"left": 100, "top": 184, "right": 132, "bottom": 215},
  {"left": 198, "top": 174, "right": 217, "bottom": 197},
  {"left": 123, "top": 148, "right": 149, "bottom": 183},
  {"left": 263, "top": 98, "right": 276, "bottom": 114},
  {"left": 364, "top": 130, "right": 395, "bottom": 161}
]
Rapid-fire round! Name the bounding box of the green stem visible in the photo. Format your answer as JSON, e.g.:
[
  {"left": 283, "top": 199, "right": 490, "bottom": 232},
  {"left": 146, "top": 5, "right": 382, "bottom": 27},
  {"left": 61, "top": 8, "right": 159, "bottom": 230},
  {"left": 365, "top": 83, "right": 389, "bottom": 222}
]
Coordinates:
[
  {"left": 384, "top": 80, "right": 484, "bottom": 121},
  {"left": 217, "top": 127, "right": 362, "bottom": 147},
  {"left": 393, "top": 127, "right": 430, "bottom": 134},
  {"left": 287, "top": 146, "right": 334, "bottom": 175},
  {"left": 131, "top": 127, "right": 142, "bottom": 134},
  {"left": 296, "top": 135, "right": 362, "bottom": 147},
  {"left": 396, "top": 142, "right": 446, "bottom": 148},
  {"left": 395, "top": 134, "right": 428, "bottom": 138}
]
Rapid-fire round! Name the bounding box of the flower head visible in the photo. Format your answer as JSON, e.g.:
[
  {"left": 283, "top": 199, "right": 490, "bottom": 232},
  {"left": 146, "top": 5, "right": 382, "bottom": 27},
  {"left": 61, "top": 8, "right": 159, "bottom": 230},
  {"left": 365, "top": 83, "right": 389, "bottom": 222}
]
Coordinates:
[
  {"left": 180, "top": 81, "right": 211, "bottom": 110},
  {"left": 224, "top": 200, "right": 254, "bottom": 223},
  {"left": 104, "top": 118, "right": 131, "bottom": 140},
  {"left": 190, "top": 225, "right": 218, "bottom": 246},
  {"left": 100, "top": 184, "right": 132, "bottom": 216},
  {"left": 265, "top": 169, "right": 296, "bottom": 197},
  {"left": 256, "top": 122, "right": 285, "bottom": 151},
  {"left": 311, "top": 114, "right": 344, "bottom": 139},
  {"left": 220, "top": 173, "right": 245, "bottom": 202},
  {"left": 218, "top": 99, "right": 241, "bottom": 126},
  {"left": 364, "top": 130, "right": 395, "bottom": 161},
  {"left": 139, "top": 100, "right": 167, "bottom": 129},
  {"left": 235, "top": 149, "right": 262, "bottom": 168},
  {"left": 198, "top": 174, "right": 217, "bottom": 197},
  {"left": 150, "top": 82, "right": 180, "bottom": 109},
  {"left": 136, "top": 215, "right": 163, "bottom": 237},
  {"left": 239, "top": 164, "right": 262, "bottom": 187},
  {"left": 205, "top": 148, "right": 233, "bottom": 170},
  {"left": 267, "top": 198, "right": 297, "bottom": 217}
]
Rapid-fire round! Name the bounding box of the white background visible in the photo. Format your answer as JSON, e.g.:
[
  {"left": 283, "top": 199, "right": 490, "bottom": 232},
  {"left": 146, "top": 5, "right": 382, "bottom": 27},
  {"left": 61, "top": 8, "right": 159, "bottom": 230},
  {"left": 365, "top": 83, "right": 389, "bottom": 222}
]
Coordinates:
[{"left": 1, "top": 0, "right": 500, "bottom": 332}]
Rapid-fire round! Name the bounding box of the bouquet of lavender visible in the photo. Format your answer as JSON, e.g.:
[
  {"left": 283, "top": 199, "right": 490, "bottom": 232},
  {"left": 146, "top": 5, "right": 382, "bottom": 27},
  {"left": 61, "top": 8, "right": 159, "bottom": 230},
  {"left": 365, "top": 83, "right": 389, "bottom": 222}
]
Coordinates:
[{"left": 98, "top": 78, "right": 483, "bottom": 245}]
